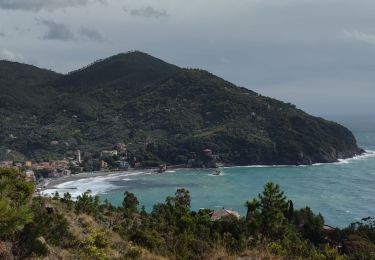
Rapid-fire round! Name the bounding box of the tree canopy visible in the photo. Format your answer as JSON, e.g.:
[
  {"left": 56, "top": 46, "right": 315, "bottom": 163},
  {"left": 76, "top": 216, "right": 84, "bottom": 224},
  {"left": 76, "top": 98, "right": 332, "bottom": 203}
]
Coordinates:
[{"left": 0, "top": 168, "right": 34, "bottom": 237}]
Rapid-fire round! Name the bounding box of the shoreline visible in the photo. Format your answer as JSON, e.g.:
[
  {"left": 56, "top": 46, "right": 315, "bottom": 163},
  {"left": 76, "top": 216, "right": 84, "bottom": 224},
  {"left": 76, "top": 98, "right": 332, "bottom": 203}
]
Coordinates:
[
  {"left": 39, "top": 168, "right": 157, "bottom": 191},
  {"left": 39, "top": 150, "right": 375, "bottom": 192}
]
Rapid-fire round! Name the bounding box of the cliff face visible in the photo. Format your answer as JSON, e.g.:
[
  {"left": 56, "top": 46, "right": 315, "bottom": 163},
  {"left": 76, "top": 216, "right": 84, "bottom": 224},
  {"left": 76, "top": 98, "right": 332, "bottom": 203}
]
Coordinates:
[{"left": 0, "top": 51, "right": 363, "bottom": 165}]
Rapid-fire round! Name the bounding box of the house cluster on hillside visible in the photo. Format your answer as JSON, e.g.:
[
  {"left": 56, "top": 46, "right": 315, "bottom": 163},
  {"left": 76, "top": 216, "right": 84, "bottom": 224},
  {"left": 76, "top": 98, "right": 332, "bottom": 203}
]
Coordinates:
[
  {"left": 99, "top": 142, "right": 132, "bottom": 170},
  {"left": 0, "top": 142, "right": 139, "bottom": 182},
  {"left": 32, "top": 160, "right": 72, "bottom": 178},
  {"left": 1, "top": 160, "right": 36, "bottom": 182},
  {"left": 0, "top": 160, "right": 32, "bottom": 169},
  {"left": 0, "top": 150, "right": 83, "bottom": 182}
]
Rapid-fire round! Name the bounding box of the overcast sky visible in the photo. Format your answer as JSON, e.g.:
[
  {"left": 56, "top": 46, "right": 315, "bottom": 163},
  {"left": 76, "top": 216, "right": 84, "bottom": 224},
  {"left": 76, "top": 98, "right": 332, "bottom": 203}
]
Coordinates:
[{"left": 0, "top": 0, "right": 374, "bottom": 116}]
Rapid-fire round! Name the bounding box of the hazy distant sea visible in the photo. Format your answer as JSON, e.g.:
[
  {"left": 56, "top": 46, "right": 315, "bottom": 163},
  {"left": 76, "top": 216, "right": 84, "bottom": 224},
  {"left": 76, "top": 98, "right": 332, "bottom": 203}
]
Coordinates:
[{"left": 43, "top": 115, "right": 375, "bottom": 228}]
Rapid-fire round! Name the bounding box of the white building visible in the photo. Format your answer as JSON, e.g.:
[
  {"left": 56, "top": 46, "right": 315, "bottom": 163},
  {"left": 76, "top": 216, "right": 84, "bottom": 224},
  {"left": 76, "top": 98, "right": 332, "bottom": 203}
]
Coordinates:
[{"left": 210, "top": 208, "right": 240, "bottom": 221}]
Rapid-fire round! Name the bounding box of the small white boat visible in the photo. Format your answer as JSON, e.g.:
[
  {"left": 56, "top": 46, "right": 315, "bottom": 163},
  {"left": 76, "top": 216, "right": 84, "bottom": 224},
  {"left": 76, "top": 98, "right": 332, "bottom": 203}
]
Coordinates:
[{"left": 212, "top": 169, "right": 222, "bottom": 176}]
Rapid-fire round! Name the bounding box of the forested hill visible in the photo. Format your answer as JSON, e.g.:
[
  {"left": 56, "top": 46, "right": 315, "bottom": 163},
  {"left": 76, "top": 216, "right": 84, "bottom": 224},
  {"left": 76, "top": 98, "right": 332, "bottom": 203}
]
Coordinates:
[
  {"left": 0, "top": 61, "right": 60, "bottom": 111},
  {"left": 0, "top": 51, "right": 363, "bottom": 165}
]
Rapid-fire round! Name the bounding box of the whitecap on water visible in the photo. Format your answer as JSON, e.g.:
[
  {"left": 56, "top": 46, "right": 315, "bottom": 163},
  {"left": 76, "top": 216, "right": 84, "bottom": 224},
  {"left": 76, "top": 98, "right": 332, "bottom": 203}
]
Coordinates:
[
  {"left": 126, "top": 171, "right": 146, "bottom": 176},
  {"left": 223, "top": 165, "right": 289, "bottom": 169},
  {"left": 41, "top": 170, "right": 157, "bottom": 199},
  {"left": 334, "top": 150, "right": 375, "bottom": 165},
  {"left": 41, "top": 176, "right": 117, "bottom": 199},
  {"left": 224, "top": 151, "right": 375, "bottom": 169}
]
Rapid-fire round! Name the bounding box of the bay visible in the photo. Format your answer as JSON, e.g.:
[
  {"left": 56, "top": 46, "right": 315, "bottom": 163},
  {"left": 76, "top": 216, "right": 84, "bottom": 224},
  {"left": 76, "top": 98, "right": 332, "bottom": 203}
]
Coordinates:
[{"left": 45, "top": 115, "right": 375, "bottom": 228}]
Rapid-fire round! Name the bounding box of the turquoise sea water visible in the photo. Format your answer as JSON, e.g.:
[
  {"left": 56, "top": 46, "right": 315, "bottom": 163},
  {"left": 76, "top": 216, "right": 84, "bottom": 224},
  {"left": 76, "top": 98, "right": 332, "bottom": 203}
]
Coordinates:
[{"left": 46, "top": 115, "right": 375, "bottom": 228}]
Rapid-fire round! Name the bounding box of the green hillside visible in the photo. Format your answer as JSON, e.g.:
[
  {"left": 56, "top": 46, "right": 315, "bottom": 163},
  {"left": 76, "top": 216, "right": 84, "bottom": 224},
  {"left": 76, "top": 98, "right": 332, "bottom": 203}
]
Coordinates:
[
  {"left": 0, "top": 60, "right": 60, "bottom": 111},
  {"left": 0, "top": 51, "right": 363, "bottom": 165}
]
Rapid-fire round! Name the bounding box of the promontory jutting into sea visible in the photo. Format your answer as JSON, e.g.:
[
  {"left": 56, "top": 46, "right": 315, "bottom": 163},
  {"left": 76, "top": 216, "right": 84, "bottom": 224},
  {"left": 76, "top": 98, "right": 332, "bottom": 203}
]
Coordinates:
[{"left": 0, "top": 52, "right": 375, "bottom": 259}]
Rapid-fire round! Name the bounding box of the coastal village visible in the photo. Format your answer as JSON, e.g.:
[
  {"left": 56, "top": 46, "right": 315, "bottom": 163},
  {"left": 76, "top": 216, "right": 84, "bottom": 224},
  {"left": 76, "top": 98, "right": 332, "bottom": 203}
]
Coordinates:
[
  {"left": 1, "top": 144, "right": 242, "bottom": 222},
  {"left": 0, "top": 143, "right": 220, "bottom": 185},
  {"left": 0, "top": 143, "right": 133, "bottom": 184}
]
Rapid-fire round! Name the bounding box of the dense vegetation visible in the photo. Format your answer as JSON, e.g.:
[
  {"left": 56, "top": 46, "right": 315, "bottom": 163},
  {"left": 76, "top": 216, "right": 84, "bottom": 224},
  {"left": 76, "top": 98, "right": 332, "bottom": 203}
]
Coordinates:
[
  {"left": 0, "top": 51, "right": 363, "bottom": 165},
  {"left": 1, "top": 168, "right": 375, "bottom": 259}
]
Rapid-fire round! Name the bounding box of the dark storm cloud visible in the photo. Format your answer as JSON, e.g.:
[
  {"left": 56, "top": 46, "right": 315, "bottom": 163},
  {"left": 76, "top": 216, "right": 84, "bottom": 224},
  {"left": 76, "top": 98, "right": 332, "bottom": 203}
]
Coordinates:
[
  {"left": 129, "top": 6, "right": 168, "bottom": 19},
  {"left": 80, "top": 27, "right": 105, "bottom": 42},
  {"left": 40, "top": 20, "right": 75, "bottom": 41},
  {"left": 0, "top": 0, "right": 104, "bottom": 11}
]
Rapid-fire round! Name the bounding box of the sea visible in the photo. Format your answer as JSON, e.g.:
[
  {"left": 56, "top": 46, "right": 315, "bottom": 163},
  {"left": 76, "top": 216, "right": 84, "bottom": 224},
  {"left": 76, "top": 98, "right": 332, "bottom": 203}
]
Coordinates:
[{"left": 43, "top": 115, "right": 375, "bottom": 228}]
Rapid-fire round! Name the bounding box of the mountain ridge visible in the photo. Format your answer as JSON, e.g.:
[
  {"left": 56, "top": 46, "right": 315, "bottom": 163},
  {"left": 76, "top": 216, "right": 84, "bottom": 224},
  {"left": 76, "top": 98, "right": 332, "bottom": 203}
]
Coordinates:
[
  {"left": 53, "top": 51, "right": 180, "bottom": 91},
  {"left": 0, "top": 51, "right": 363, "bottom": 165}
]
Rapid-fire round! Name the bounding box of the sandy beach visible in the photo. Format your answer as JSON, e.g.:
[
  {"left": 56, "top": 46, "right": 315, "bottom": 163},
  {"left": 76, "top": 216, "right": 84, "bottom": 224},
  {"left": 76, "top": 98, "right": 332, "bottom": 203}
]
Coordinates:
[{"left": 39, "top": 169, "right": 156, "bottom": 191}]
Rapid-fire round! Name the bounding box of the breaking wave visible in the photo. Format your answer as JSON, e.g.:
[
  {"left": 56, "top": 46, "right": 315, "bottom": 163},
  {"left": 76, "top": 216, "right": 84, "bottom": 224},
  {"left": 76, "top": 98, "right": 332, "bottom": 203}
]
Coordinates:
[{"left": 41, "top": 170, "right": 154, "bottom": 199}]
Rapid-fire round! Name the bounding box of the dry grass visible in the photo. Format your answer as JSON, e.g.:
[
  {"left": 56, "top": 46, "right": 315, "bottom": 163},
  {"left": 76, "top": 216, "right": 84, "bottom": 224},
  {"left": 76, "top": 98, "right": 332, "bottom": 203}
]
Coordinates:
[
  {"left": 206, "top": 245, "right": 282, "bottom": 260},
  {"left": 34, "top": 199, "right": 282, "bottom": 260},
  {"left": 41, "top": 199, "right": 168, "bottom": 260},
  {"left": 140, "top": 248, "right": 169, "bottom": 260},
  {"left": 237, "top": 248, "right": 283, "bottom": 260}
]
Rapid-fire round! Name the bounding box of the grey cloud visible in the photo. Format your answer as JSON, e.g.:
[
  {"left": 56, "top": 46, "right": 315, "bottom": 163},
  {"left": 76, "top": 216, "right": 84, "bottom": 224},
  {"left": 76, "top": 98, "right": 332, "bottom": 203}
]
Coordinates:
[
  {"left": 80, "top": 27, "right": 104, "bottom": 42},
  {"left": 0, "top": 49, "right": 25, "bottom": 62},
  {"left": 129, "top": 6, "right": 168, "bottom": 19},
  {"left": 0, "top": 32, "right": 5, "bottom": 37},
  {"left": 343, "top": 30, "right": 375, "bottom": 45},
  {"left": 15, "top": 26, "right": 31, "bottom": 33},
  {"left": 0, "top": 0, "right": 104, "bottom": 11},
  {"left": 2, "top": 0, "right": 375, "bottom": 115},
  {"left": 40, "top": 20, "right": 75, "bottom": 41}
]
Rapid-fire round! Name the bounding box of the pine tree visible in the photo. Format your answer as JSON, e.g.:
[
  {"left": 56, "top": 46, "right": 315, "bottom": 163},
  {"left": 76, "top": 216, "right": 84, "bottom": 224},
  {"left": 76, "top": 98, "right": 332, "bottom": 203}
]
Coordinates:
[
  {"left": 245, "top": 198, "right": 260, "bottom": 222},
  {"left": 122, "top": 191, "right": 139, "bottom": 217},
  {"left": 0, "top": 168, "right": 34, "bottom": 237},
  {"left": 286, "top": 200, "right": 294, "bottom": 223},
  {"left": 175, "top": 188, "right": 191, "bottom": 209},
  {"left": 258, "top": 182, "right": 288, "bottom": 237}
]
